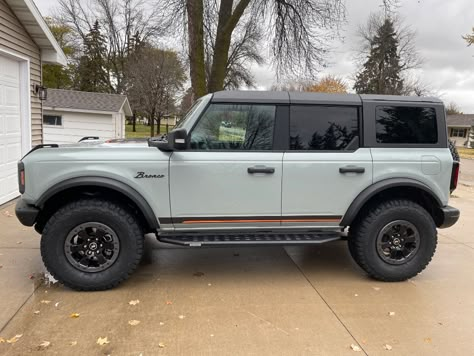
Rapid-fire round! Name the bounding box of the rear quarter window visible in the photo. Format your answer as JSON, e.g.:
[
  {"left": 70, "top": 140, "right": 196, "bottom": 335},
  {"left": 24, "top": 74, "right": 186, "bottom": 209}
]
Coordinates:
[{"left": 375, "top": 106, "right": 437, "bottom": 144}]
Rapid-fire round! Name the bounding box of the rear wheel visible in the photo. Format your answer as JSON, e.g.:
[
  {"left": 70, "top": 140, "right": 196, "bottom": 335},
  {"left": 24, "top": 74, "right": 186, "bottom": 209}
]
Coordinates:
[
  {"left": 41, "top": 199, "right": 144, "bottom": 291},
  {"left": 349, "top": 199, "right": 437, "bottom": 281}
]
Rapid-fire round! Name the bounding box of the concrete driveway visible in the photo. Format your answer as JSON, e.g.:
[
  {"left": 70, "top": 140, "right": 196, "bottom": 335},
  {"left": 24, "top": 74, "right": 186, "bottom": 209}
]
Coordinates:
[{"left": 0, "top": 188, "right": 473, "bottom": 355}]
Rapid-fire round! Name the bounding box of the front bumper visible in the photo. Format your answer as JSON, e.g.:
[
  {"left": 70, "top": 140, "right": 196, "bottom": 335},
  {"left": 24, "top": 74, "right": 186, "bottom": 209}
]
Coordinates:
[
  {"left": 438, "top": 205, "right": 460, "bottom": 229},
  {"left": 15, "top": 198, "right": 39, "bottom": 227}
]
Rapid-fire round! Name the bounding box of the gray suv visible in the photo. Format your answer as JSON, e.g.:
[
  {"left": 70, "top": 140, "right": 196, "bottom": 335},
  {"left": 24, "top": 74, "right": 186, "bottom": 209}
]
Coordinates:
[{"left": 15, "top": 91, "right": 460, "bottom": 290}]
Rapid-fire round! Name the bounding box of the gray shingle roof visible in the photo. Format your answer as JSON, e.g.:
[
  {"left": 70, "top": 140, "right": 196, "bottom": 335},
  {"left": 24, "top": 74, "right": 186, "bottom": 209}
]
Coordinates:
[
  {"left": 446, "top": 114, "right": 474, "bottom": 127},
  {"left": 44, "top": 89, "right": 130, "bottom": 114}
]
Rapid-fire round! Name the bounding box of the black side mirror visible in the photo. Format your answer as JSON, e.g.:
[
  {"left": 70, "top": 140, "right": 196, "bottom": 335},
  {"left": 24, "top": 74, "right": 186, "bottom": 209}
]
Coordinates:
[{"left": 148, "top": 128, "right": 188, "bottom": 151}]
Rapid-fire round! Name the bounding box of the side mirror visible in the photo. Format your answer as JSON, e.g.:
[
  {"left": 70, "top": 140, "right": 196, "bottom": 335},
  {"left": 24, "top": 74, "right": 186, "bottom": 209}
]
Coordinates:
[{"left": 148, "top": 128, "right": 188, "bottom": 151}]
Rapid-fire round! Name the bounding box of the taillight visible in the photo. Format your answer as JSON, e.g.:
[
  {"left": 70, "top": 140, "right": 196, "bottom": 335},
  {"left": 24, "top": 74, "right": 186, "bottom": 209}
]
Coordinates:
[
  {"left": 18, "top": 161, "right": 25, "bottom": 194},
  {"left": 450, "top": 161, "right": 460, "bottom": 193}
]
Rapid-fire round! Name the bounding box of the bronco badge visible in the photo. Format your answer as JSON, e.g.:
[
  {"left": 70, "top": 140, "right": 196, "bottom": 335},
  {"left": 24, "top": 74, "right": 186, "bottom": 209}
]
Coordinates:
[{"left": 134, "top": 172, "right": 165, "bottom": 179}]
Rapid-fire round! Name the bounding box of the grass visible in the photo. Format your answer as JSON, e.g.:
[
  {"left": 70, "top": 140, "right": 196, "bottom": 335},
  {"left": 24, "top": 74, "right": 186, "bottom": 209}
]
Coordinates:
[
  {"left": 126, "top": 123, "right": 175, "bottom": 138},
  {"left": 458, "top": 147, "right": 474, "bottom": 160}
]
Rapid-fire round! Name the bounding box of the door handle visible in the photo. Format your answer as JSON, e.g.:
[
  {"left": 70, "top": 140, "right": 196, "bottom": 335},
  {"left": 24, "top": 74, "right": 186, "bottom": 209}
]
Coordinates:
[
  {"left": 248, "top": 166, "right": 275, "bottom": 174},
  {"left": 339, "top": 166, "right": 365, "bottom": 174}
]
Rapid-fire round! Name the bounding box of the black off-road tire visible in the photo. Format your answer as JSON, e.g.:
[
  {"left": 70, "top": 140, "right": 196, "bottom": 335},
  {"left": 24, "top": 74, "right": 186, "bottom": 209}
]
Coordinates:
[
  {"left": 349, "top": 199, "right": 437, "bottom": 282},
  {"left": 41, "top": 199, "right": 144, "bottom": 291}
]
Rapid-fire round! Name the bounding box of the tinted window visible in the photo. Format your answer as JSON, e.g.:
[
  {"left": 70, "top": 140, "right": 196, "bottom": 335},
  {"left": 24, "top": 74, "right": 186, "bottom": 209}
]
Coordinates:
[
  {"left": 376, "top": 106, "right": 437, "bottom": 144},
  {"left": 43, "top": 115, "right": 62, "bottom": 126},
  {"left": 290, "top": 106, "right": 359, "bottom": 150},
  {"left": 190, "top": 104, "right": 275, "bottom": 150}
]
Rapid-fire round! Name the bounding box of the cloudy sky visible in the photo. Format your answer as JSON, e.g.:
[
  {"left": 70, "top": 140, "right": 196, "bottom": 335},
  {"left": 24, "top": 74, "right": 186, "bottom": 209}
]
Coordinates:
[{"left": 35, "top": 0, "right": 474, "bottom": 112}]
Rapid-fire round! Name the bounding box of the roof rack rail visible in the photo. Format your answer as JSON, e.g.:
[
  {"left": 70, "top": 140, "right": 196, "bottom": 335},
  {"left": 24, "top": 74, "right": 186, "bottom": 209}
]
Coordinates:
[{"left": 79, "top": 136, "right": 100, "bottom": 142}]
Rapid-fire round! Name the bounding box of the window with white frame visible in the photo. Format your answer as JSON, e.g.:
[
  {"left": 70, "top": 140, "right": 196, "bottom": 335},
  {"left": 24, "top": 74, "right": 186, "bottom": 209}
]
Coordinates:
[
  {"left": 43, "top": 115, "right": 62, "bottom": 126},
  {"left": 451, "top": 128, "right": 467, "bottom": 138}
]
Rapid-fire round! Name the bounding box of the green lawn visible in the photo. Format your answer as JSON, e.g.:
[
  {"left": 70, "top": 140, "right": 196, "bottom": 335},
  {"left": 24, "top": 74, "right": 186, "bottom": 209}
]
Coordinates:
[
  {"left": 126, "top": 123, "right": 174, "bottom": 138},
  {"left": 458, "top": 147, "right": 474, "bottom": 160}
]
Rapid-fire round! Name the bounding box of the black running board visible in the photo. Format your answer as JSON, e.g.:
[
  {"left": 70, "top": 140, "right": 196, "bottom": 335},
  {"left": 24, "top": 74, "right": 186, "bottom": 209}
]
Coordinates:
[{"left": 158, "top": 232, "right": 342, "bottom": 247}]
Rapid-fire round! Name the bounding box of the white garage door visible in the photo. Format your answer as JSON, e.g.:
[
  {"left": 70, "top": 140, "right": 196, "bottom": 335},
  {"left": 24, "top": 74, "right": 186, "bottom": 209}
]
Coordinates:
[{"left": 0, "top": 55, "right": 22, "bottom": 206}]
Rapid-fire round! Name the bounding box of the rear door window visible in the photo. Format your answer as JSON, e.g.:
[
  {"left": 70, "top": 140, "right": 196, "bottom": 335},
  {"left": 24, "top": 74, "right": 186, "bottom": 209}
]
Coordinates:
[
  {"left": 289, "top": 105, "right": 359, "bottom": 150},
  {"left": 375, "top": 106, "right": 437, "bottom": 144}
]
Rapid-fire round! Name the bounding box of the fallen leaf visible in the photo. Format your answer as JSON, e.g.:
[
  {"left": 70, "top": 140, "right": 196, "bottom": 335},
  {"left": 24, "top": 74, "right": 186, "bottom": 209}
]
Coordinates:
[
  {"left": 34, "top": 310, "right": 40, "bottom": 315},
  {"left": 193, "top": 271, "right": 204, "bottom": 277},
  {"left": 424, "top": 337, "right": 432, "bottom": 343},
  {"left": 55, "top": 302, "right": 60, "bottom": 308},
  {"left": 16, "top": 241, "right": 22, "bottom": 245},
  {"left": 158, "top": 342, "right": 166, "bottom": 348},
  {"left": 210, "top": 334, "right": 214, "bottom": 337},
  {"left": 128, "top": 300, "right": 140, "bottom": 306},
  {"left": 70, "top": 341, "right": 77, "bottom": 346},
  {"left": 388, "top": 312, "right": 395, "bottom": 316},
  {"left": 6, "top": 334, "right": 23, "bottom": 344},
  {"left": 384, "top": 344, "right": 393, "bottom": 351},
  {"left": 350, "top": 343, "right": 362, "bottom": 352},
  {"left": 41, "top": 300, "right": 51, "bottom": 304},
  {"left": 178, "top": 315, "right": 185, "bottom": 320},
  {"left": 207, "top": 283, "right": 212, "bottom": 287},
  {"left": 96, "top": 337, "right": 110, "bottom": 346},
  {"left": 372, "top": 287, "right": 381, "bottom": 291},
  {"left": 3, "top": 211, "right": 13, "bottom": 217},
  {"left": 354, "top": 294, "right": 359, "bottom": 297},
  {"left": 70, "top": 313, "right": 80, "bottom": 318},
  {"left": 159, "top": 322, "right": 165, "bottom": 326},
  {"left": 0, "top": 337, "right": 5, "bottom": 343},
  {"left": 38, "top": 341, "right": 51, "bottom": 349},
  {"left": 165, "top": 301, "right": 173, "bottom": 305},
  {"left": 128, "top": 320, "right": 140, "bottom": 326}
]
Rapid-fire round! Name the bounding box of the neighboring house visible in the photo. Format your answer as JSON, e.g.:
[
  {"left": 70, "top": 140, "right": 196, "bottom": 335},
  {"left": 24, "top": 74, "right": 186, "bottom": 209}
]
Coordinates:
[
  {"left": 447, "top": 114, "right": 474, "bottom": 148},
  {"left": 43, "top": 89, "right": 132, "bottom": 144},
  {"left": 0, "top": 0, "right": 66, "bottom": 205}
]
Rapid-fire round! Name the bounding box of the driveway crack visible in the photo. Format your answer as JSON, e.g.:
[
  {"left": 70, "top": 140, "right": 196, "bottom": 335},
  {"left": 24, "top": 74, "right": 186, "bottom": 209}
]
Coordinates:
[{"left": 285, "top": 248, "right": 369, "bottom": 356}]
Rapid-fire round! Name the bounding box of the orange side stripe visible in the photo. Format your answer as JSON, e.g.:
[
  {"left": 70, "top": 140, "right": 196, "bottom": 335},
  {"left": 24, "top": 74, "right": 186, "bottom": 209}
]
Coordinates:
[{"left": 182, "top": 218, "right": 340, "bottom": 224}]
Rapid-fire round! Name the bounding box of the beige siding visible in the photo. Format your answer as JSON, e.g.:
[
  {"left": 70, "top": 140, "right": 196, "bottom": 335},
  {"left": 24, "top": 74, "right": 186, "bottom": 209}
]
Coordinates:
[{"left": 0, "top": 0, "right": 42, "bottom": 145}]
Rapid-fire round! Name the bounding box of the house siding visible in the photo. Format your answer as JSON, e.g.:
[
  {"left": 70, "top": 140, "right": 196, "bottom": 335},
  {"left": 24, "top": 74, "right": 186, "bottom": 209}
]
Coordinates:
[
  {"left": 0, "top": 0, "right": 42, "bottom": 145},
  {"left": 43, "top": 110, "right": 118, "bottom": 144}
]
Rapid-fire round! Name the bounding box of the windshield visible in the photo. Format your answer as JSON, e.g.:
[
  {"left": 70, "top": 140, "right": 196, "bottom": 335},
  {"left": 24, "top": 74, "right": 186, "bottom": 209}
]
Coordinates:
[{"left": 175, "top": 97, "right": 205, "bottom": 129}]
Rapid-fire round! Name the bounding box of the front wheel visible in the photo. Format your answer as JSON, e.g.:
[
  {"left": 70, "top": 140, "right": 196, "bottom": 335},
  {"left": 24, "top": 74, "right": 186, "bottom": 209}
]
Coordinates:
[
  {"left": 349, "top": 199, "right": 437, "bottom": 281},
  {"left": 41, "top": 199, "right": 144, "bottom": 291}
]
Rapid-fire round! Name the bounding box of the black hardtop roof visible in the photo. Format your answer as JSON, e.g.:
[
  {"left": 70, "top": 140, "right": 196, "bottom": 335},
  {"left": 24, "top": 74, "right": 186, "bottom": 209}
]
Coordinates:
[{"left": 211, "top": 90, "right": 443, "bottom": 105}]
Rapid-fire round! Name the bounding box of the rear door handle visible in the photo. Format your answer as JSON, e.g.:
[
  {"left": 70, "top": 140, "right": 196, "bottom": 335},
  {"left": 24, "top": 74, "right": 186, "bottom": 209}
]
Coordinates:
[
  {"left": 339, "top": 166, "right": 365, "bottom": 174},
  {"left": 248, "top": 166, "right": 275, "bottom": 174}
]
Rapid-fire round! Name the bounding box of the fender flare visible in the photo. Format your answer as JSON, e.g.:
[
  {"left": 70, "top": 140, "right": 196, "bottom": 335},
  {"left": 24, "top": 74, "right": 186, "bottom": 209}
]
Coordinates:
[
  {"left": 340, "top": 178, "right": 443, "bottom": 227},
  {"left": 37, "top": 176, "right": 159, "bottom": 230}
]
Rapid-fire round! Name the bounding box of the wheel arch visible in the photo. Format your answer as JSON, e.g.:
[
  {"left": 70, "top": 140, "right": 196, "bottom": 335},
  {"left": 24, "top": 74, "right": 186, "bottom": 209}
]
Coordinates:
[
  {"left": 35, "top": 177, "right": 159, "bottom": 233},
  {"left": 341, "top": 178, "right": 444, "bottom": 228}
]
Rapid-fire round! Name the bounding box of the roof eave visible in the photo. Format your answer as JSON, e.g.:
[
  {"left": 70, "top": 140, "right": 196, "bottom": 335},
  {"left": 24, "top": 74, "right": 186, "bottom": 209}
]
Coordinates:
[{"left": 5, "top": 0, "right": 67, "bottom": 66}]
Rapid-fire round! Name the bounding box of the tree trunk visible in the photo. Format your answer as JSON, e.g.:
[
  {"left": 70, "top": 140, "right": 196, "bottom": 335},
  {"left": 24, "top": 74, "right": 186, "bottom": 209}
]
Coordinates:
[
  {"left": 156, "top": 113, "right": 162, "bottom": 135},
  {"left": 186, "top": 0, "right": 206, "bottom": 99},
  {"left": 207, "top": 0, "right": 251, "bottom": 93},
  {"left": 132, "top": 110, "right": 136, "bottom": 132},
  {"left": 150, "top": 110, "right": 155, "bottom": 137}
]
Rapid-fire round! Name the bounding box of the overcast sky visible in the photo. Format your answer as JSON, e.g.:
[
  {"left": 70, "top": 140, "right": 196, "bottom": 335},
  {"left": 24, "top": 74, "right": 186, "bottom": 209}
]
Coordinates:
[{"left": 35, "top": 0, "right": 474, "bottom": 112}]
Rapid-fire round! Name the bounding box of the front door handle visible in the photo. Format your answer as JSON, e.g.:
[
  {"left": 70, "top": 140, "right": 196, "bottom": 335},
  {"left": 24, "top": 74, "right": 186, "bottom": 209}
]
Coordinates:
[
  {"left": 339, "top": 166, "right": 365, "bottom": 174},
  {"left": 248, "top": 166, "right": 275, "bottom": 174}
]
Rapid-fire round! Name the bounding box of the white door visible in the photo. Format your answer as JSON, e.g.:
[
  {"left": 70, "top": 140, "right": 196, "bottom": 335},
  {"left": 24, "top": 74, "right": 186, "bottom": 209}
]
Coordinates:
[
  {"left": 0, "top": 56, "right": 22, "bottom": 205},
  {"left": 169, "top": 103, "right": 282, "bottom": 230}
]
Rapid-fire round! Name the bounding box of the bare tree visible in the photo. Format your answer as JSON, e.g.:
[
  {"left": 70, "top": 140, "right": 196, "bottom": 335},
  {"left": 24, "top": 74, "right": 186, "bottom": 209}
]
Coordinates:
[
  {"left": 125, "top": 46, "right": 186, "bottom": 136},
  {"left": 159, "top": 0, "right": 345, "bottom": 99},
  {"left": 56, "top": 0, "right": 164, "bottom": 94}
]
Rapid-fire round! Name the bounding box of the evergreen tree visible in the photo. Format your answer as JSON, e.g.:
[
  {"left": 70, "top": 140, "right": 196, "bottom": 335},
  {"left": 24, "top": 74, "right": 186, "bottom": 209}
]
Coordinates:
[
  {"left": 354, "top": 18, "right": 404, "bottom": 95},
  {"left": 75, "top": 21, "right": 109, "bottom": 92}
]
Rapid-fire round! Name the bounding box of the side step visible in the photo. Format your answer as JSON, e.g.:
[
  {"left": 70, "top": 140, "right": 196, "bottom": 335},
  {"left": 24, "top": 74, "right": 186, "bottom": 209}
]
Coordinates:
[{"left": 158, "top": 232, "right": 342, "bottom": 247}]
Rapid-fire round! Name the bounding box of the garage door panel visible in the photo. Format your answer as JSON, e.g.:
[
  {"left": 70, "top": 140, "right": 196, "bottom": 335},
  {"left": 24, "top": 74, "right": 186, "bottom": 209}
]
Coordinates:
[{"left": 0, "top": 55, "right": 21, "bottom": 205}]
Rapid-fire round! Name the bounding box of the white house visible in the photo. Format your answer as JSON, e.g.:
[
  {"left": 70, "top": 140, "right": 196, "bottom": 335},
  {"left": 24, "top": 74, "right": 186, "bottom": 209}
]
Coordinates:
[
  {"left": 0, "top": 0, "right": 66, "bottom": 206},
  {"left": 43, "top": 89, "right": 132, "bottom": 144},
  {"left": 447, "top": 114, "right": 474, "bottom": 147}
]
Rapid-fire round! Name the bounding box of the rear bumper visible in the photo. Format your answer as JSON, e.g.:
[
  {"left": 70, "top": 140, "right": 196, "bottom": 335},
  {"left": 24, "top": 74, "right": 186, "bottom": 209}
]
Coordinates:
[
  {"left": 15, "top": 198, "right": 39, "bottom": 227},
  {"left": 438, "top": 205, "right": 460, "bottom": 229}
]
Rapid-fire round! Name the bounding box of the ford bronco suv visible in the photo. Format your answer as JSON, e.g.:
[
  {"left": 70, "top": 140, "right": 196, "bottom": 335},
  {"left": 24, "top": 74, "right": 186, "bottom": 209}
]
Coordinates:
[{"left": 15, "top": 91, "right": 460, "bottom": 291}]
